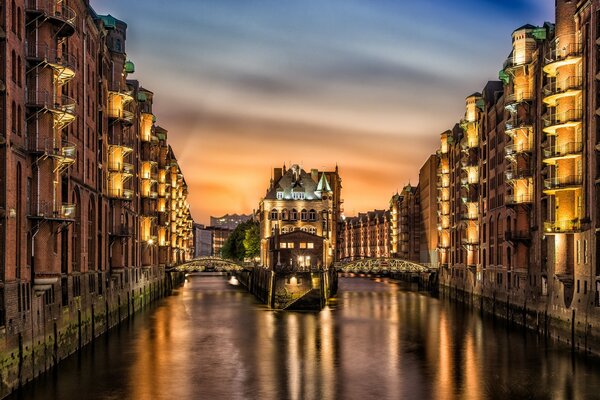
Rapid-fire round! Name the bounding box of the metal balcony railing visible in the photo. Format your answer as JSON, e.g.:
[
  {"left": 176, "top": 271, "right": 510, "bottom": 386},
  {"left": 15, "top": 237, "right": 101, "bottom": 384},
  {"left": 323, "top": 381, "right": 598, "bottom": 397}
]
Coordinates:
[
  {"left": 505, "top": 91, "right": 534, "bottom": 106},
  {"left": 26, "top": 0, "right": 77, "bottom": 36},
  {"left": 544, "top": 219, "right": 582, "bottom": 233},
  {"left": 505, "top": 143, "right": 532, "bottom": 156},
  {"left": 26, "top": 90, "right": 76, "bottom": 114},
  {"left": 107, "top": 108, "right": 134, "bottom": 123},
  {"left": 505, "top": 193, "right": 533, "bottom": 205},
  {"left": 544, "top": 174, "right": 583, "bottom": 190},
  {"left": 107, "top": 188, "right": 134, "bottom": 200},
  {"left": 542, "top": 109, "right": 583, "bottom": 131},
  {"left": 26, "top": 42, "right": 77, "bottom": 71},
  {"left": 543, "top": 141, "right": 583, "bottom": 160},
  {"left": 543, "top": 76, "right": 583, "bottom": 98},
  {"left": 505, "top": 165, "right": 532, "bottom": 181},
  {"left": 544, "top": 40, "right": 582, "bottom": 66},
  {"left": 505, "top": 230, "right": 531, "bottom": 242},
  {"left": 29, "top": 201, "right": 76, "bottom": 220}
]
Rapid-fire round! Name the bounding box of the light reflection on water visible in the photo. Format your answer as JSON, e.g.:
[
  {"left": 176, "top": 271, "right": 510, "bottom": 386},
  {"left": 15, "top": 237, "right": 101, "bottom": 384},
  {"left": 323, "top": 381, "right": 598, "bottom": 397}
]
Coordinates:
[{"left": 9, "top": 276, "right": 600, "bottom": 400}]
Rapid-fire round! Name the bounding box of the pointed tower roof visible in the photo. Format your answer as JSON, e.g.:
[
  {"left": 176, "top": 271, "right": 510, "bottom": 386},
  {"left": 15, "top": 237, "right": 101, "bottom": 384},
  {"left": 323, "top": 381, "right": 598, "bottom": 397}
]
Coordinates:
[{"left": 316, "top": 173, "right": 332, "bottom": 194}]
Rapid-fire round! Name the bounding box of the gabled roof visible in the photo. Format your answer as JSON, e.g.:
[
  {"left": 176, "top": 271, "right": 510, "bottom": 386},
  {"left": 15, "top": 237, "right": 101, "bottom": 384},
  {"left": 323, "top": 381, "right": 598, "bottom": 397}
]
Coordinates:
[{"left": 316, "top": 173, "right": 332, "bottom": 193}]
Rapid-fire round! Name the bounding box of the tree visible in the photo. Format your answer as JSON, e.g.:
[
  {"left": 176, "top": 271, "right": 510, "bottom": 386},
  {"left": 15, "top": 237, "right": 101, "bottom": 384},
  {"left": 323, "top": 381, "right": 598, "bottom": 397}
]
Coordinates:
[
  {"left": 220, "top": 220, "right": 259, "bottom": 261},
  {"left": 243, "top": 223, "right": 260, "bottom": 260}
]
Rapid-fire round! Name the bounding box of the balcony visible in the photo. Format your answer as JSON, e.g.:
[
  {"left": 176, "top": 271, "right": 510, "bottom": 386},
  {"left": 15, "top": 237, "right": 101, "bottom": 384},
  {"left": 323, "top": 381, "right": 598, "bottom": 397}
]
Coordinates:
[
  {"left": 26, "top": 0, "right": 76, "bottom": 37},
  {"left": 542, "top": 109, "right": 582, "bottom": 135},
  {"left": 543, "top": 77, "right": 583, "bottom": 106},
  {"left": 461, "top": 238, "right": 479, "bottom": 249},
  {"left": 503, "top": 52, "right": 534, "bottom": 71},
  {"left": 544, "top": 219, "right": 582, "bottom": 234},
  {"left": 29, "top": 201, "right": 76, "bottom": 221},
  {"left": 460, "top": 213, "right": 478, "bottom": 221},
  {"left": 28, "top": 137, "right": 76, "bottom": 169},
  {"left": 505, "top": 193, "right": 533, "bottom": 206},
  {"left": 505, "top": 230, "right": 532, "bottom": 243},
  {"left": 504, "top": 91, "right": 534, "bottom": 109},
  {"left": 543, "top": 141, "right": 583, "bottom": 163},
  {"left": 505, "top": 143, "right": 532, "bottom": 158},
  {"left": 108, "top": 160, "right": 134, "bottom": 174},
  {"left": 142, "top": 190, "right": 159, "bottom": 199},
  {"left": 107, "top": 188, "right": 134, "bottom": 201},
  {"left": 107, "top": 108, "right": 134, "bottom": 125},
  {"left": 544, "top": 175, "right": 583, "bottom": 193},
  {"left": 26, "top": 90, "right": 77, "bottom": 129},
  {"left": 543, "top": 40, "right": 583, "bottom": 77},
  {"left": 109, "top": 225, "right": 132, "bottom": 238},
  {"left": 26, "top": 43, "right": 77, "bottom": 85},
  {"left": 505, "top": 165, "right": 532, "bottom": 181},
  {"left": 505, "top": 115, "right": 532, "bottom": 136}
]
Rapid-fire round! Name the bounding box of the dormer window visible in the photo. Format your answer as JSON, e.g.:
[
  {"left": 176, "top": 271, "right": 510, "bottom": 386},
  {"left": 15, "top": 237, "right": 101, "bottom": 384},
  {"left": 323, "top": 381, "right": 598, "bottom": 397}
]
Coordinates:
[
  {"left": 276, "top": 191, "right": 284, "bottom": 200},
  {"left": 292, "top": 191, "right": 305, "bottom": 200}
]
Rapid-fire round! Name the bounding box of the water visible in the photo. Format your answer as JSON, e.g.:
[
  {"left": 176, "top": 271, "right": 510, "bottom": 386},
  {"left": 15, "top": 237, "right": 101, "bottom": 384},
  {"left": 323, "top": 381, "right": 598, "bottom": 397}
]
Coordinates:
[{"left": 9, "top": 276, "right": 600, "bottom": 400}]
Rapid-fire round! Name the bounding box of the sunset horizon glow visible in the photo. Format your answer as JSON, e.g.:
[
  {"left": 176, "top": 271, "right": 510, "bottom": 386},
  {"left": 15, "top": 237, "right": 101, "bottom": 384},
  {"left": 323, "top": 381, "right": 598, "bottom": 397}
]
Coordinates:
[{"left": 93, "top": 0, "right": 553, "bottom": 224}]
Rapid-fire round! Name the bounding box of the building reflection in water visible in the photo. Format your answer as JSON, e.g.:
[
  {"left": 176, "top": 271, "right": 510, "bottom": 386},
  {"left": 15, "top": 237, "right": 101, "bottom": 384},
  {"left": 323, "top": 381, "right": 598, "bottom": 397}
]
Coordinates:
[{"left": 8, "top": 276, "right": 600, "bottom": 400}]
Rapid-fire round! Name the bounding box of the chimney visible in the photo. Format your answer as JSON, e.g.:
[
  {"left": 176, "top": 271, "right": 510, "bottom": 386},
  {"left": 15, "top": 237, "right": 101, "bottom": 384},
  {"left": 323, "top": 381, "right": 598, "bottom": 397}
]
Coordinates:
[
  {"left": 311, "top": 169, "right": 319, "bottom": 183},
  {"left": 273, "top": 168, "right": 283, "bottom": 183}
]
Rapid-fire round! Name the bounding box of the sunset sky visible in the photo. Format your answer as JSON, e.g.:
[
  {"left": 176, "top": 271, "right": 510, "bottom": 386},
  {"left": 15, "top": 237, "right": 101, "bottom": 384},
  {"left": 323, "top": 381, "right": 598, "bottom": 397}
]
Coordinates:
[{"left": 94, "top": 0, "right": 553, "bottom": 224}]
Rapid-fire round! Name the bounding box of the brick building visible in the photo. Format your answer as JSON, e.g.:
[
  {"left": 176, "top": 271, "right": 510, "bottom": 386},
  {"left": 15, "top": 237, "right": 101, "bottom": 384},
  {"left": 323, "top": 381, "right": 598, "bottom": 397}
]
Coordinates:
[
  {"left": 0, "top": 1, "right": 194, "bottom": 393},
  {"left": 259, "top": 164, "right": 342, "bottom": 268},
  {"left": 436, "top": 1, "right": 600, "bottom": 350},
  {"left": 338, "top": 209, "right": 391, "bottom": 260}
]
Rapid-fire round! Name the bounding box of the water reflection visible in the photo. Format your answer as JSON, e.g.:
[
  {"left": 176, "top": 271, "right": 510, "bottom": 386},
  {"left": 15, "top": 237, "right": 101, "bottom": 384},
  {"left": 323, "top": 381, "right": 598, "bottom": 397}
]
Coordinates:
[{"left": 10, "top": 276, "right": 600, "bottom": 400}]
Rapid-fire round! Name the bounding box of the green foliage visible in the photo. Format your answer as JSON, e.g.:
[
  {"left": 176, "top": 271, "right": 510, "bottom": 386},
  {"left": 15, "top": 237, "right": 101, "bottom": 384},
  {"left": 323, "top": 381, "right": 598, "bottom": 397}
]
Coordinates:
[
  {"left": 243, "top": 223, "right": 260, "bottom": 259},
  {"left": 221, "top": 220, "right": 259, "bottom": 261}
]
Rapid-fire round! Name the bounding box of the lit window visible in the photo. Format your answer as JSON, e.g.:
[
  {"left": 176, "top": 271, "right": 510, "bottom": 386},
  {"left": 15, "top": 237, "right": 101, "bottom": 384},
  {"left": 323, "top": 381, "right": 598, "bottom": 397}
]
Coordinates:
[
  {"left": 288, "top": 242, "right": 295, "bottom": 249},
  {"left": 307, "top": 242, "right": 314, "bottom": 249},
  {"left": 292, "top": 192, "right": 305, "bottom": 200},
  {"left": 281, "top": 243, "right": 287, "bottom": 249},
  {"left": 277, "top": 192, "right": 284, "bottom": 200},
  {"left": 300, "top": 242, "right": 307, "bottom": 249}
]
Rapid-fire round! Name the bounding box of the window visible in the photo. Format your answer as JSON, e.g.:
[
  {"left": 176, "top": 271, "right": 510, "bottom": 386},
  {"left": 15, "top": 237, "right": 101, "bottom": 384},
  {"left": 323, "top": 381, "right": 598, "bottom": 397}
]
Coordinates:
[
  {"left": 309, "top": 209, "right": 317, "bottom": 221},
  {"left": 17, "top": 56, "right": 21, "bottom": 86},
  {"left": 291, "top": 209, "right": 298, "bottom": 221},
  {"left": 281, "top": 209, "right": 289, "bottom": 220},
  {"left": 300, "top": 242, "right": 307, "bottom": 249},
  {"left": 11, "top": 0, "right": 15, "bottom": 33},
  {"left": 280, "top": 243, "right": 287, "bottom": 249},
  {"left": 11, "top": 50, "right": 16, "bottom": 82},
  {"left": 287, "top": 242, "right": 295, "bottom": 249},
  {"left": 301, "top": 209, "right": 308, "bottom": 221},
  {"left": 584, "top": 240, "right": 589, "bottom": 264},
  {"left": 270, "top": 209, "right": 278, "bottom": 220},
  {"left": 276, "top": 192, "right": 284, "bottom": 200},
  {"left": 292, "top": 191, "right": 305, "bottom": 200},
  {"left": 11, "top": 102, "right": 16, "bottom": 133},
  {"left": 307, "top": 242, "right": 314, "bottom": 249},
  {"left": 577, "top": 240, "right": 581, "bottom": 264}
]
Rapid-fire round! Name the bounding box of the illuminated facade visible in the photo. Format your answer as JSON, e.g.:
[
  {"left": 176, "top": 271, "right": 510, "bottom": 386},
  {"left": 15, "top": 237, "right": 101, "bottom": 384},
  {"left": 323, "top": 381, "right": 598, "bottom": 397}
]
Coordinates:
[
  {"left": 259, "top": 164, "right": 342, "bottom": 268},
  {"left": 0, "top": 1, "right": 193, "bottom": 393},
  {"left": 436, "top": 1, "right": 600, "bottom": 349},
  {"left": 338, "top": 210, "right": 391, "bottom": 260}
]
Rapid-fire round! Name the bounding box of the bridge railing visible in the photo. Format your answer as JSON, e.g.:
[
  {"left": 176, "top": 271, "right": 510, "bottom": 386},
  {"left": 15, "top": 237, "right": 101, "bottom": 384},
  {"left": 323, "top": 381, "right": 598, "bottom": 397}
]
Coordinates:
[{"left": 334, "top": 257, "right": 437, "bottom": 274}]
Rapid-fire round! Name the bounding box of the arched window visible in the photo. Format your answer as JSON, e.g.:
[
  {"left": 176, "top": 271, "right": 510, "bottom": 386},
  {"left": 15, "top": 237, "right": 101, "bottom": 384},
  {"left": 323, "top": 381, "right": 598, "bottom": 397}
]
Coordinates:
[
  {"left": 17, "top": 56, "right": 21, "bottom": 86},
  {"left": 11, "top": 101, "right": 16, "bottom": 133},
  {"left": 300, "top": 209, "right": 308, "bottom": 221},
  {"left": 308, "top": 226, "right": 316, "bottom": 235},
  {"left": 17, "top": 105, "right": 21, "bottom": 135},
  {"left": 496, "top": 215, "right": 502, "bottom": 265},
  {"left": 11, "top": 50, "right": 16, "bottom": 82},
  {"left": 16, "top": 162, "right": 21, "bottom": 276},
  {"left": 11, "top": 1, "right": 16, "bottom": 33},
  {"left": 290, "top": 209, "right": 298, "bottom": 221},
  {"left": 281, "top": 209, "right": 289, "bottom": 220},
  {"left": 72, "top": 188, "right": 82, "bottom": 272},
  {"left": 282, "top": 226, "right": 290, "bottom": 234},
  {"left": 270, "top": 209, "right": 278, "bottom": 221},
  {"left": 17, "top": 7, "right": 21, "bottom": 39},
  {"left": 309, "top": 209, "right": 316, "bottom": 221}
]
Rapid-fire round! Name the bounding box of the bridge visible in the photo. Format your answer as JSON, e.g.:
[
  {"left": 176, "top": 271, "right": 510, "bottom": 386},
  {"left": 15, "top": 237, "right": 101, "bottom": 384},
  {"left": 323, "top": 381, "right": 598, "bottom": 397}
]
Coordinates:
[
  {"left": 334, "top": 258, "right": 437, "bottom": 274},
  {"left": 176, "top": 257, "right": 247, "bottom": 273}
]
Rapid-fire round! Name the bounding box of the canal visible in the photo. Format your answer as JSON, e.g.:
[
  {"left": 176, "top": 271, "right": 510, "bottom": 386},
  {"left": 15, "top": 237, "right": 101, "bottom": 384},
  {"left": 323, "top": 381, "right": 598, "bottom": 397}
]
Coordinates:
[{"left": 9, "top": 275, "right": 600, "bottom": 400}]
